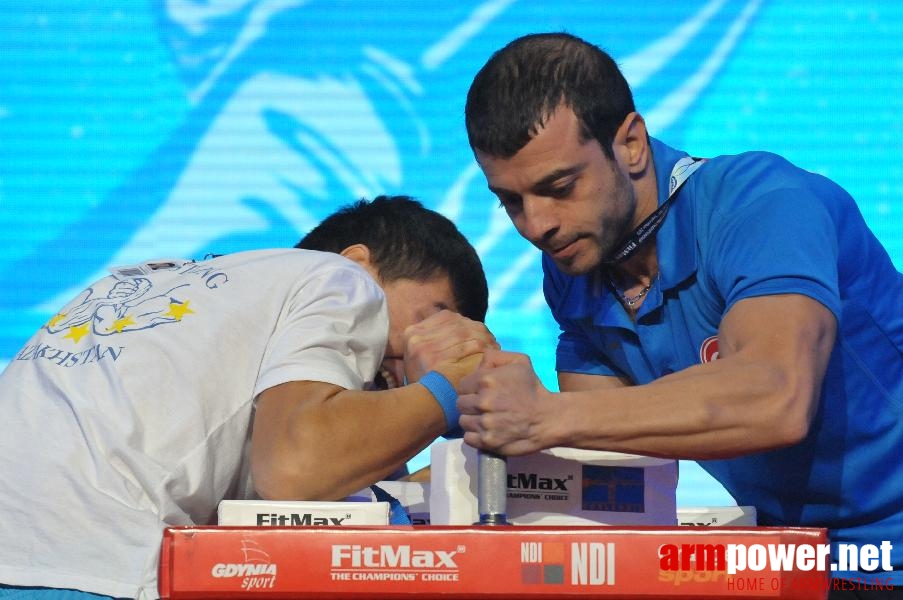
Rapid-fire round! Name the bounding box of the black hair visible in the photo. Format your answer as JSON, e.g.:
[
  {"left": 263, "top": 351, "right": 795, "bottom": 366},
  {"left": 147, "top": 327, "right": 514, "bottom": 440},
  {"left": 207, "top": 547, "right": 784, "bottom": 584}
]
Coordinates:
[
  {"left": 465, "top": 32, "right": 636, "bottom": 160},
  {"left": 296, "top": 195, "right": 488, "bottom": 322}
]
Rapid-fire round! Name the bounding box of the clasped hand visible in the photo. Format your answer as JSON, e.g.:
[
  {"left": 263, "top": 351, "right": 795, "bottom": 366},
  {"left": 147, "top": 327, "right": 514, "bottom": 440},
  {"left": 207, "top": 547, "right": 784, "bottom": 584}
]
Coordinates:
[
  {"left": 401, "top": 310, "right": 498, "bottom": 388},
  {"left": 457, "top": 348, "right": 553, "bottom": 456}
]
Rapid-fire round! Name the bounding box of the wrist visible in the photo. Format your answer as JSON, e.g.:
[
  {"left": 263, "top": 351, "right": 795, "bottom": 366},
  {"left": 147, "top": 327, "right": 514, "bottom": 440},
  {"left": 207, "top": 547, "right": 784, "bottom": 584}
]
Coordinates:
[{"left": 418, "top": 371, "right": 459, "bottom": 431}]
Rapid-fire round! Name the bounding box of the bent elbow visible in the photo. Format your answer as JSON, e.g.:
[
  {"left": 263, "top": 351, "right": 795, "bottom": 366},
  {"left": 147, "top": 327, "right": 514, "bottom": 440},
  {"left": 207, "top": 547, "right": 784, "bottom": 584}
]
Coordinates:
[
  {"left": 253, "top": 466, "right": 305, "bottom": 501},
  {"left": 775, "top": 412, "right": 811, "bottom": 448},
  {"left": 252, "top": 451, "right": 325, "bottom": 501},
  {"left": 253, "top": 448, "right": 366, "bottom": 501},
  {"left": 770, "top": 389, "right": 818, "bottom": 449}
]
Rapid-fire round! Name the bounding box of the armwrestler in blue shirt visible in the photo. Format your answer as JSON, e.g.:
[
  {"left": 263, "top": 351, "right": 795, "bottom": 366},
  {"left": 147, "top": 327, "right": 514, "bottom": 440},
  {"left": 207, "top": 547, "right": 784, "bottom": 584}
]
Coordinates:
[{"left": 459, "top": 32, "right": 903, "bottom": 594}]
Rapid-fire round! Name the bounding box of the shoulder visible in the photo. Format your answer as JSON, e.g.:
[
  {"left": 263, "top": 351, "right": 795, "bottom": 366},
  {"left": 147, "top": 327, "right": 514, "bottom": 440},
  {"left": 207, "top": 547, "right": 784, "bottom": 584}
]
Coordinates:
[
  {"left": 649, "top": 139, "right": 831, "bottom": 214},
  {"left": 684, "top": 151, "right": 855, "bottom": 239},
  {"left": 210, "top": 248, "right": 357, "bottom": 270},
  {"left": 207, "top": 248, "right": 376, "bottom": 284},
  {"left": 195, "top": 249, "right": 384, "bottom": 308},
  {"left": 696, "top": 150, "right": 847, "bottom": 205},
  {"left": 698, "top": 151, "right": 806, "bottom": 198}
]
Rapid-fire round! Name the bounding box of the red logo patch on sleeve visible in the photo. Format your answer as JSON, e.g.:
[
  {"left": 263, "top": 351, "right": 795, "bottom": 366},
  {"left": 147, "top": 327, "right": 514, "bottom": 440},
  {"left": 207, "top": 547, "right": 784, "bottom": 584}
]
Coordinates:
[{"left": 699, "top": 336, "right": 720, "bottom": 363}]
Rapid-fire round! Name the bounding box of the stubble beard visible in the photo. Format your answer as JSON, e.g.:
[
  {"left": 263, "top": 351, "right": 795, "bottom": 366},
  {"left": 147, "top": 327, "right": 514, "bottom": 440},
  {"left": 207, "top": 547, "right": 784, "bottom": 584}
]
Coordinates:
[{"left": 562, "top": 172, "right": 637, "bottom": 276}]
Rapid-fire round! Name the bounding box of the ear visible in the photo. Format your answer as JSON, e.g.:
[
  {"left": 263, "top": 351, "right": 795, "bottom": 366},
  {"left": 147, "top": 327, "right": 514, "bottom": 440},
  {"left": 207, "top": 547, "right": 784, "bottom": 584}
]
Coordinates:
[
  {"left": 613, "top": 112, "right": 650, "bottom": 176},
  {"left": 339, "top": 243, "right": 372, "bottom": 267}
]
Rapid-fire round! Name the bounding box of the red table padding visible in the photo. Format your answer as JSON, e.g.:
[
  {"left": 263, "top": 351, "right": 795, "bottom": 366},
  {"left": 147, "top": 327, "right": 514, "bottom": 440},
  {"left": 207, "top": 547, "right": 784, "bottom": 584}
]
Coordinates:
[{"left": 159, "top": 525, "right": 830, "bottom": 599}]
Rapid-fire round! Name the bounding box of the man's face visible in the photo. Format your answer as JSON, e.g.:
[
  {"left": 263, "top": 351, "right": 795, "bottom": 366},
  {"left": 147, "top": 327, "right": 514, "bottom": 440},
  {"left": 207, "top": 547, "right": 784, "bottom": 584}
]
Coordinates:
[
  {"left": 377, "top": 275, "right": 456, "bottom": 389},
  {"left": 475, "top": 105, "right": 637, "bottom": 276}
]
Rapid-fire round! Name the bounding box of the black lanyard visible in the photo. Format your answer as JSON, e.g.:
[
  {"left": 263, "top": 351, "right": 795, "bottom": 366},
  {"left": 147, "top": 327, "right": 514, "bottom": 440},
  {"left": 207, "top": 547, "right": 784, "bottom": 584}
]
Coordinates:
[{"left": 602, "top": 156, "right": 706, "bottom": 264}]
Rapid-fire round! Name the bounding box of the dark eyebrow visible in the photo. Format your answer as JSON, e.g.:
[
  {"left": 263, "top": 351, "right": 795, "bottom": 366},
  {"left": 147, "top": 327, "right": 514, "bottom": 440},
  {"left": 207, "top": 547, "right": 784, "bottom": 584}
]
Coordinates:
[
  {"left": 488, "top": 164, "right": 586, "bottom": 198},
  {"left": 531, "top": 165, "right": 584, "bottom": 192},
  {"left": 487, "top": 183, "right": 514, "bottom": 197}
]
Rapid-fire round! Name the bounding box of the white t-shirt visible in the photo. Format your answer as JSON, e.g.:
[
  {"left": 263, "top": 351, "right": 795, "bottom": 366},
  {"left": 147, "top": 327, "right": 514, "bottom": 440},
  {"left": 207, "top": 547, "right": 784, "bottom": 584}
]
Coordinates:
[{"left": 0, "top": 249, "right": 388, "bottom": 598}]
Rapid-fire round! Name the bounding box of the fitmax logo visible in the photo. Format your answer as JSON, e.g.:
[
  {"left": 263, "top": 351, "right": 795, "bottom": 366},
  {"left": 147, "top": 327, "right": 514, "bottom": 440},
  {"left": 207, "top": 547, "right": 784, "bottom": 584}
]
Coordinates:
[
  {"left": 256, "top": 513, "right": 348, "bottom": 526},
  {"left": 508, "top": 472, "right": 570, "bottom": 491},
  {"left": 331, "top": 545, "right": 460, "bottom": 569}
]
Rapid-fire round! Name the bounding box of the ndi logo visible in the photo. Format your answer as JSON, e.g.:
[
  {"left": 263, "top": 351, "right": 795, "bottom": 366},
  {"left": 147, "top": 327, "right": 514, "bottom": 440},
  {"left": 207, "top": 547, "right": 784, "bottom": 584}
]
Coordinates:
[
  {"left": 572, "top": 542, "right": 616, "bottom": 586},
  {"left": 521, "top": 541, "right": 616, "bottom": 586},
  {"left": 520, "top": 541, "right": 565, "bottom": 585}
]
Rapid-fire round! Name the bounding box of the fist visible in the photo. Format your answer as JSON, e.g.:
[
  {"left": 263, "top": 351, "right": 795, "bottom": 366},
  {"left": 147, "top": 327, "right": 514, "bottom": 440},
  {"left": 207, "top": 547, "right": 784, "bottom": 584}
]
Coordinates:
[{"left": 402, "top": 310, "right": 498, "bottom": 387}]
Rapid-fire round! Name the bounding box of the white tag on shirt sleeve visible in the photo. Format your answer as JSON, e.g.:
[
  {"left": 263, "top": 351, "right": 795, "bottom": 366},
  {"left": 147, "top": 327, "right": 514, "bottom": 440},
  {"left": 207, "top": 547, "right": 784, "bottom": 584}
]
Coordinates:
[{"left": 109, "top": 259, "right": 189, "bottom": 279}]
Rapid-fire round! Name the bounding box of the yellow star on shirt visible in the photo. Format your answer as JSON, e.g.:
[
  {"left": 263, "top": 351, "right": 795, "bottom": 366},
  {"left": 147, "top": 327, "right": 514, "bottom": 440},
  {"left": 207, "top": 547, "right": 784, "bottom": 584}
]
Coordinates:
[
  {"left": 164, "top": 300, "right": 194, "bottom": 321},
  {"left": 107, "top": 315, "right": 135, "bottom": 333},
  {"left": 63, "top": 323, "right": 90, "bottom": 343}
]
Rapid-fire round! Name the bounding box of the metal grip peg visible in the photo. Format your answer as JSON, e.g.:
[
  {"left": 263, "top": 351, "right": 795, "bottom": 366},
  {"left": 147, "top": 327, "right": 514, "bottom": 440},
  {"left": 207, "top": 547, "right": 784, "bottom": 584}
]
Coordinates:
[{"left": 476, "top": 449, "right": 509, "bottom": 525}]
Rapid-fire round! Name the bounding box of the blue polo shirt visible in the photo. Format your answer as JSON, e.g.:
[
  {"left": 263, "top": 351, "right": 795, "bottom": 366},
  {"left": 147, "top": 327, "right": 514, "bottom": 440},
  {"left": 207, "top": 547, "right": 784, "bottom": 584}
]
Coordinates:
[{"left": 544, "top": 138, "right": 903, "bottom": 583}]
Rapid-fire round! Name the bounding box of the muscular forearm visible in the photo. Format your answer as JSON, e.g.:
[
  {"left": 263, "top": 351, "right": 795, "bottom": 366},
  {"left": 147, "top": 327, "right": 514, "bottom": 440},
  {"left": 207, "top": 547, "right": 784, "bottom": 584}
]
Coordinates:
[
  {"left": 554, "top": 357, "right": 814, "bottom": 459},
  {"left": 252, "top": 381, "right": 446, "bottom": 501},
  {"left": 461, "top": 295, "right": 835, "bottom": 460}
]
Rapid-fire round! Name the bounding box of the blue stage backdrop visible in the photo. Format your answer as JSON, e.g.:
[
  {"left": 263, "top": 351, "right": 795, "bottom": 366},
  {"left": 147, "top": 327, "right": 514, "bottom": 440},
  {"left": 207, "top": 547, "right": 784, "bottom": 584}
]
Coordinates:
[{"left": 1, "top": 1, "right": 900, "bottom": 507}]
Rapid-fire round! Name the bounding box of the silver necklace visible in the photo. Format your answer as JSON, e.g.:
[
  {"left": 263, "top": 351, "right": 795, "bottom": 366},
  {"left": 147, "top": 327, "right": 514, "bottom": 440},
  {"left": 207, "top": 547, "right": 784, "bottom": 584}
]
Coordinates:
[{"left": 609, "top": 278, "right": 651, "bottom": 307}]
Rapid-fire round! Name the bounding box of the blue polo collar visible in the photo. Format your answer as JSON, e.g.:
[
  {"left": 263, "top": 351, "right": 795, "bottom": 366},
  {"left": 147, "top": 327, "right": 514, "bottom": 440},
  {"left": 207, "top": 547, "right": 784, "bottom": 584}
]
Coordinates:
[{"left": 651, "top": 138, "right": 700, "bottom": 292}]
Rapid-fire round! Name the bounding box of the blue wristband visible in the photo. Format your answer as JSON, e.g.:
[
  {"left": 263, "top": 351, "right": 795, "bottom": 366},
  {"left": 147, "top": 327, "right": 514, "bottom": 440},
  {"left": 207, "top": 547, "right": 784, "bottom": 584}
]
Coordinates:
[{"left": 419, "top": 371, "right": 459, "bottom": 431}]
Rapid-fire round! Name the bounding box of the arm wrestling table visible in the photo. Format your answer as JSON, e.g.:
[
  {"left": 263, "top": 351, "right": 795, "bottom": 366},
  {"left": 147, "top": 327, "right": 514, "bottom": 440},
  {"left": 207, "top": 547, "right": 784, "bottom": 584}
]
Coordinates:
[{"left": 158, "top": 451, "right": 830, "bottom": 599}]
